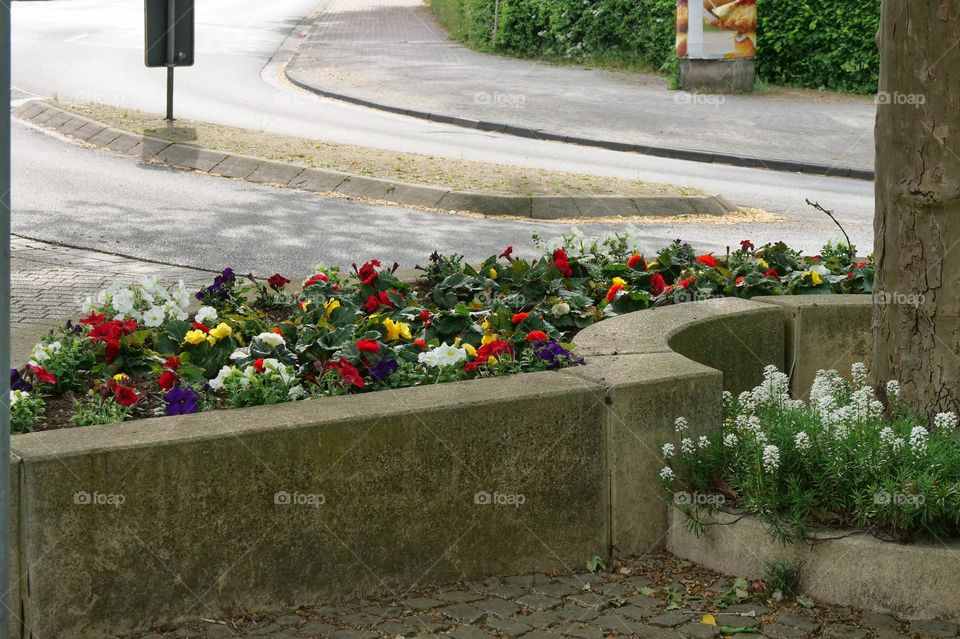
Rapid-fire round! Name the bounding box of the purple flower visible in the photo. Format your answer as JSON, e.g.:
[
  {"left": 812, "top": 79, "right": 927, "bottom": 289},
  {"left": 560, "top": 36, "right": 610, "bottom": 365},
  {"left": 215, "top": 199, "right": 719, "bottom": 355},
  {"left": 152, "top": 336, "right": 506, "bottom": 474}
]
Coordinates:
[
  {"left": 10, "top": 368, "right": 32, "bottom": 392},
  {"left": 369, "top": 357, "right": 399, "bottom": 382},
  {"left": 197, "top": 267, "right": 238, "bottom": 300},
  {"left": 164, "top": 386, "right": 200, "bottom": 416},
  {"left": 533, "top": 340, "right": 581, "bottom": 370}
]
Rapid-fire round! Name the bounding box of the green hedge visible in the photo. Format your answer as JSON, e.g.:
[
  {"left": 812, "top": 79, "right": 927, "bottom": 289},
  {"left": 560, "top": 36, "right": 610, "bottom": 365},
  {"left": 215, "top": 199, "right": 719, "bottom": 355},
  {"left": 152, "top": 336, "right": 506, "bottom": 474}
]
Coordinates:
[{"left": 428, "top": 0, "right": 879, "bottom": 93}]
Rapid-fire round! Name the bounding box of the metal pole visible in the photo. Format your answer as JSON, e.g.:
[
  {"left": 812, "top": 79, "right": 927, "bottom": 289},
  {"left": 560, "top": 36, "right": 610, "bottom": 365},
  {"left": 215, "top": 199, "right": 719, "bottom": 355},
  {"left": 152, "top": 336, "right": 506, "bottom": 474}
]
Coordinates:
[
  {"left": 0, "top": 0, "right": 13, "bottom": 634},
  {"left": 492, "top": 0, "right": 500, "bottom": 46},
  {"left": 165, "top": 0, "right": 176, "bottom": 121}
]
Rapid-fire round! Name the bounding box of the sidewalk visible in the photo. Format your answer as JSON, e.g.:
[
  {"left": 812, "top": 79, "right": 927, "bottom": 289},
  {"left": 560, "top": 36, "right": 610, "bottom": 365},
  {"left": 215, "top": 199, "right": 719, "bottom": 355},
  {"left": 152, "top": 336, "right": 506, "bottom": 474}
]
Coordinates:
[{"left": 285, "top": 0, "right": 876, "bottom": 175}]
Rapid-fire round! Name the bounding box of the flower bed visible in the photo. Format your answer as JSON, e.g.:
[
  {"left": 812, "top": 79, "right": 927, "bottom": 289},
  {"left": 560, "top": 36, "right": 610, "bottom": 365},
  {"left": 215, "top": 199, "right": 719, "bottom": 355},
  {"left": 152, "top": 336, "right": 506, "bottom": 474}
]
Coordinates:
[
  {"left": 660, "top": 364, "right": 960, "bottom": 543},
  {"left": 10, "top": 232, "right": 874, "bottom": 432}
]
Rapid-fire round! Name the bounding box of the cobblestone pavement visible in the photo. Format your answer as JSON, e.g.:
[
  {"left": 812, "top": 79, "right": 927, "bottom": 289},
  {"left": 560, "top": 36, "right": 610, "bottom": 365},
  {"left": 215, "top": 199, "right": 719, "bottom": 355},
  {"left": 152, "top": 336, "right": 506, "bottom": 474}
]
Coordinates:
[
  {"left": 10, "top": 235, "right": 213, "bottom": 327},
  {"left": 124, "top": 553, "right": 958, "bottom": 639}
]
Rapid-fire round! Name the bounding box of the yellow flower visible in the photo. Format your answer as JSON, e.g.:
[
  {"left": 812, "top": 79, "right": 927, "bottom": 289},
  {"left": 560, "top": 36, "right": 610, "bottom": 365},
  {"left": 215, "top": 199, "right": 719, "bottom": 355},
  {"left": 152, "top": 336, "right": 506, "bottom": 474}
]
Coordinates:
[
  {"left": 112, "top": 373, "right": 129, "bottom": 383},
  {"left": 463, "top": 343, "right": 477, "bottom": 358},
  {"left": 757, "top": 258, "right": 769, "bottom": 270},
  {"left": 208, "top": 322, "right": 232, "bottom": 341},
  {"left": 809, "top": 271, "right": 823, "bottom": 286},
  {"left": 481, "top": 320, "right": 491, "bottom": 331},
  {"left": 383, "top": 318, "right": 411, "bottom": 342},
  {"left": 612, "top": 277, "right": 627, "bottom": 287},
  {"left": 323, "top": 299, "right": 340, "bottom": 320},
  {"left": 488, "top": 356, "right": 499, "bottom": 365},
  {"left": 481, "top": 333, "right": 498, "bottom": 346},
  {"left": 184, "top": 329, "right": 207, "bottom": 345},
  {"left": 207, "top": 336, "right": 216, "bottom": 346},
  {"left": 489, "top": 268, "right": 498, "bottom": 280}
]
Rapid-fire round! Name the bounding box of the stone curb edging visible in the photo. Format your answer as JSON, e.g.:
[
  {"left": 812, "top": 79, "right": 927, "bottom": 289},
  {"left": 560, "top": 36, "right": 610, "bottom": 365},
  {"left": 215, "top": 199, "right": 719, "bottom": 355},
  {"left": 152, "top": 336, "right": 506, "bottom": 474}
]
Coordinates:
[
  {"left": 13, "top": 100, "right": 735, "bottom": 219},
  {"left": 284, "top": 60, "right": 874, "bottom": 182}
]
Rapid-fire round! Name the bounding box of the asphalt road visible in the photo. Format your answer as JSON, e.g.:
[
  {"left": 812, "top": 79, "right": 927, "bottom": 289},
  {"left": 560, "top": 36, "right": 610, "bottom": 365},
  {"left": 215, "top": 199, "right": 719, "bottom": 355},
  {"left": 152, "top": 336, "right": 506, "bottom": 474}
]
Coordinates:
[{"left": 10, "top": 0, "right": 876, "bottom": 269}]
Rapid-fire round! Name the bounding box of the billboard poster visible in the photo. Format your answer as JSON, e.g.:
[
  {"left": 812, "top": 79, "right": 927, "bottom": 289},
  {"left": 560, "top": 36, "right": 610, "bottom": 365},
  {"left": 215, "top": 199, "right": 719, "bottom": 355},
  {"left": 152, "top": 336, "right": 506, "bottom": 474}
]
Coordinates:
[{"left": 677, "top": 0, "right": 756, "bottom": 60}]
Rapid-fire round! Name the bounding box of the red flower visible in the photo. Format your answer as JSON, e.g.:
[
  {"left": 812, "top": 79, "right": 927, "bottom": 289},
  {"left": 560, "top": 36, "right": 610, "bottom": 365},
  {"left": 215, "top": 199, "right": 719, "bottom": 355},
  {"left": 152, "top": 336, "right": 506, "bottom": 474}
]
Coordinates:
[
  {"left": 253, "top": 358, "right": 266, "bottom": 373},
  {"left": 158, "top": 371, "right": 178, "bottom": 391},
  {"left": 499, "top": 246, "right": 514, "bottom": 260},
  {"left": 765, "top": 268, "right": 780, "bottom": 281},
  {"left": 356, "top": 339, "right": 380, "bottom": 354},
  {"left": 526, "top": 330, "right": 549, "bottom": 342},
  {"left": 846, "top": 272, "right": 855, "bottom": 280},
  {"left": 606, "top": 282, "right": 625, "bottom": 302},
  {"left": 88, "top": 319, "right": 137, "bottom": 342},
  {"left": 552, "top": 249, "right": 574, "bottom": 278},
  {"left": 364, "top": 291, "right": 396, "bottom": 313},
  {"left": 740, "top": 240, "right": 755, "bottom": 252},
  {"left": 304, "top": 273, "right": 329, "bottom": 287},
  {"left": 626, "top": 254, "right": 646, "bottom": 270},
  {"left": 511, "top": 312, "right": 529, "bottom": 324},
  {"left": 28, "top": 364, "right": 57, "bottom": 385},
  {"left": 164, "top": 356, "right": 181, "bottom": 371},
  {"left": 104, "top": 339, "right": 120, "bottom": 363},
  {"left": 651, "top": 274, "right": 667, "bottom": 296},
  {"left": 108, "top": 380, "right": 139, "bottom": 407},
  {"left": 268, "top": 273, "right": 291, "bottom": 290},
  {"left": 420, "top": 310, "right": 432, "bottom": 326},
  {"left": 413, "top": 339, "right": 427, "bottom": 350},
  {"left": 79, "top": 312, "right": 106, "bottom": 326},
  {"left": 695, "top": 254, "right": 719, "bottom": 268},
  {"left": 191, "top": 322, "right": 210, "bottom": 333},
  {"left": 735, "top": 276, "right": 746, "bottom": 286},
  {"left": 678, "top": 278, "right": 693, "bottom": 289},
  {"left": 358, "top": 260, "right": 381, "bottom": 285},
  {"left": 325, "top": 358, "right": 365, "bottom": 389},
  {"left": 332, "top": 284, "right": 341, "bottom": 293}
]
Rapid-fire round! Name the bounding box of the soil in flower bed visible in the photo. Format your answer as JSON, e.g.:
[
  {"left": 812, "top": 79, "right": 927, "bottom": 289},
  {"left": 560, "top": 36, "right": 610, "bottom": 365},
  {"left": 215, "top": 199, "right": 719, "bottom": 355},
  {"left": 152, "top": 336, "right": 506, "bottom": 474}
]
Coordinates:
[{"left": 11, "top": 234, "right": 873, "bottom": 433}]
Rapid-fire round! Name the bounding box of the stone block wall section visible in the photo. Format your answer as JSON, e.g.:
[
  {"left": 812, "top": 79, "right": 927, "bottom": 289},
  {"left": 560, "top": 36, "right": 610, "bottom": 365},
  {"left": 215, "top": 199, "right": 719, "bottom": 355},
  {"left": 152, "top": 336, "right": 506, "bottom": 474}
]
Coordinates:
[
  {"left": 7, "top": 297, "right": 873, "bottom": 637},
  {"left": 12, "top": 100, "right": 735, "bottom": 219}
]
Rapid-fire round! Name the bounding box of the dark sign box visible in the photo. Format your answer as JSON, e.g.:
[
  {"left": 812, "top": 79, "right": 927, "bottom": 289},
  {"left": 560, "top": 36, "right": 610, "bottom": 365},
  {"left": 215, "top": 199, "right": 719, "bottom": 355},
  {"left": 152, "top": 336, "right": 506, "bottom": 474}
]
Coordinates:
[{"left": 144, "top": 0, "right": 195, "bottom": 68}]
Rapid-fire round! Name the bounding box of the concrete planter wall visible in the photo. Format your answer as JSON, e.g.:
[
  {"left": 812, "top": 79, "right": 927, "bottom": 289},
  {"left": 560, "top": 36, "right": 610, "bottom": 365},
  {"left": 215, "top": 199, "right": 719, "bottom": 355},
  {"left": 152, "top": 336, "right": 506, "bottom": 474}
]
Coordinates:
[
  {"left": 7, "top": 295, "right": 874, "bottom": 638},
  {"left": 667, "top": 507, "right": 960, "bottom": 622}
]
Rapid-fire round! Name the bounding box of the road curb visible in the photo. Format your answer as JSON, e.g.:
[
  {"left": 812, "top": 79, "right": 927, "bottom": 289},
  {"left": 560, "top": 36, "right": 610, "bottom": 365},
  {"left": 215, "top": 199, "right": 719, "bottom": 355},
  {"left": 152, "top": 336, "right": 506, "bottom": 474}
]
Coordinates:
[
  {"left": 14, "top": 100, "right": 736, "bottom": 219},
  {"left": 283, "top": 63, "right": 874, "bottom": 182}
]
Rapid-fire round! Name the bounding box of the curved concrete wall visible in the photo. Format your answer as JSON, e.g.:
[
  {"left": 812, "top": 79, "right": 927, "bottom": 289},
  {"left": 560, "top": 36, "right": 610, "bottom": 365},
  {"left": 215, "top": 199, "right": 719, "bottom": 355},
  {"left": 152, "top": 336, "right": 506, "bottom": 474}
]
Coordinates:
[{"left": 7, "top": 296, "right": 874, "bottom": 638}]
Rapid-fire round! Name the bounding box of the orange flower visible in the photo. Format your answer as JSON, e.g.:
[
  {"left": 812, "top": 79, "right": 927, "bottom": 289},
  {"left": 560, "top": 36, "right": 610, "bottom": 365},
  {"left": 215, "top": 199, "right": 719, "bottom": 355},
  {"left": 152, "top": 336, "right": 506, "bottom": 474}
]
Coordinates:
[{"left": 606, "top": 282, "right": 625, "bottom": 301}]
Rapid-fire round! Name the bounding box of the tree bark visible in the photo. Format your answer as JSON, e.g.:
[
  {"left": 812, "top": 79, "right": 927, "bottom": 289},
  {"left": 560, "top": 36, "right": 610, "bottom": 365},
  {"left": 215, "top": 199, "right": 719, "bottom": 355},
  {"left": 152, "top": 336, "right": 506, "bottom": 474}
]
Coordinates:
[{"left": 873, "top": 1, "right": 960, "bottom": 414}]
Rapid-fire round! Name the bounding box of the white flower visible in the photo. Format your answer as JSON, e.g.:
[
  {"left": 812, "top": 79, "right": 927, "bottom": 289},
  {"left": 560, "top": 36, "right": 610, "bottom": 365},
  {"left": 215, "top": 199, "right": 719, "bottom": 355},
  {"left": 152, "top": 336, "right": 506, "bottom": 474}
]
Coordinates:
[
  {"left": 886, "top": 380, "right": 901, "bottom": 400},
  {"left": 851, "top": 362, "right": 868, "bottom": 389},
  {"left": 550, "top": 302, "right": 571, "bottom": 317},
  {"left": 230, "top": 348, "right": 248, "bottom": 361},
  {"left": 681, "top": 438, "right": 695, "bottom": 454},
  {"left": 658, "top": 466, "right": 675, "bottom": 482},
  {"left": 81, "top": 296, "right": 94, "bottom": 314},
  {"left": 762, "top": 445, "right": 780, "bottom": 472},
  {"left": 909, "top": 426, "right": 929, "bottom": 452},
  {"left": 755, "top": 431, "right": 768, "bottom": 446},
  {"left": 934, "top": 412, "right": 958, "bottom": 431},
  {"left": 674, "top": 416, "right": 688, "bottom": 433},
  {"left": 794, "top": 431, "right": 811, "bottom": 451},
  {"left": 256, "top": 332, "right": 286, "bottom": 347},
  {"left": 10, "top": 390, "right": 26, "bottom": 407},
  {"left": 195, "top": 306, "right": 218, "bottom": 325},
  {"left": 661, "top": 443, "right": 675, "bottom": 459},
  {"left": 173, "top": 281, "right": 191, "bottom": 309},
  {"left": 418, "top": 343, "right": 468, "bottom": 368},
  {"left": 28, "top": 341, "right": 61, "bottom": 367},
  {"left": 879, "top": 426, "right": 895, "bottom": 445},
  {"left": 208, "top": 365, "right": 234, "bottom": 390},
  {"left": 112, "top": 288, "right": 135, "bottom": 315},
  {"left": 698, "top": 435, "right": 709, "bottom": 449},
  {"left": 143, "top": 305, "right": 166, "bottom": 328},
  {"left": 164, "top": 300, "right": 188, "bottom": 321},
  {"left": 723, "top": 433, "right": 739, "bottom": 448},
  {"left": 891, "top": 437, "right": 905, "bottom": 452},
  {"left": 288, "top": 385, "right": 307, "bottom": 400}
]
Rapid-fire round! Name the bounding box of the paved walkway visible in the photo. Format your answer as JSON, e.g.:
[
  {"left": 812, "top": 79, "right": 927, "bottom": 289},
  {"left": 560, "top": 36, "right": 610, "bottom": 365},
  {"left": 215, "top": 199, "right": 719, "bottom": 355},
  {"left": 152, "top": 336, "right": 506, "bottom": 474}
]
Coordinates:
[
  {"left": 286, "top": 0, "right": 876, "bottom": 173},
  {"left": 10, "top": 236, "right": 211, "bottom": 327},
  {"left": 124, "top": 552, "right": 956, "bottom": 639}
]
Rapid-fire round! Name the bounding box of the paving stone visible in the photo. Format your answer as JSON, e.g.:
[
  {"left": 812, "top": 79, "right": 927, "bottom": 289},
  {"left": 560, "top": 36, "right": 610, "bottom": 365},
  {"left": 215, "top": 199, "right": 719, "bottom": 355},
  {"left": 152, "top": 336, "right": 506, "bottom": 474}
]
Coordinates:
[
  {"left": 521, "top": 610, "right": 565, "bottom": 628},
  {"left": 640, "top": 627, "right": 686, "bottom": 639},
  {"left": 273, "top": 615, "right": 303, "bottom": 627},
  {"left": 556, "top": 603, "right": 600, "bottom": 622},
  {"left": 407, "top": 616, "right": 454, "bottom": 632},
  {"left": 208, "top": 154, "right": 264, "bottom": 178},
  {"left": 650, "top": 611, "right": 697, "bottom": 628},
  {"left": 714, "top": 613, "right": 761, "bottom": 628},
  {"left": 402, "top": 597, "right": 444, "bottom": 611},
  {"left": 911, "top": 620, "right": 959, "bottom": 639},
  {"left": 763, "top": 623, "right": 810, "bottom": 639},
  {"left": 628, "top": 594, "right": 664, "bottom": 608},
  {"left": 725, "top": 603, "right": 771, "bottom": 616},
  {"left": 262, "top": 632, "right": 297, "bottom": 639},
  {"left": 775, "top": 613, "right": 822, "bottom": 633},
  {"left": 451, "top": 627, "right": 497, "bottom": 639},
  {"left": 485, "top": 617, "right": 533, "bottom": 638},
  {"left": 248, "top": 622, "right": 283, "bottom": 635},
  {"left": 174, "top": 629, "right": 202, "bottom": 638},
  {"left": 552, "top": 622, "right": 604, "bottom": 639},
  {"left": 875, "top": 629, "right": 911, "bottom": 639},
  {"left": 287, "top": 167, "right": 349, "bottom": 193},
  {"left": 822, "top": 624, "right": 869, "bottom": 639},
  {"left": 517, "top": 594, "right": 564, "bottom": 611},
  {"left": 596, "top": 614, "right": 646, "bottom": 634},
  {"left": 678, "top": 621, "right": 721, "bottom": 639},
  {"left": 441, "top": 603, "right": 485, "bottom": 624},
  {"left": 485, "top": 584, "right": 527, "bottom": 599},
  {"left": 505, "top": 575, "right": 537, "bottom": 587},
  {"left": 297, "top": 621, "right": 336, "bottom": 636},
  {"left": 312, "top": 605, "right": 346, "bottom": 617},
  {"left": 859, "top": 612, "right": 897, "bottom": 630},
  {"left": 532, "top": 583, "right": 578, "bottom": 598},
  {"left": 520, "top": 631, "right": 564, "bottom": 639},
  {"left": 475, "top": 597, "right": 521, "bottom": 618},
  {"left": 329, "top": 631, "right": 379, "bottom": 639},
  {"left": 86, "top": 126, "right": 124, "bottom": 147},
  {"left": 616, "top": 604, "right": 658, "bottom": 621},
  {"left": 203, "top": 624, "right": 239, "bottom": 638},
  {"left": 340, "top": 612, "right": 382, "bottom": 626},
  {"left": 566, "top": 592, "right": 610, "bottom": 610},
  {"left": 438, "top": 590, "right": 486, "bottom": 603},
  {"left": 156, "top": 144, "right": 229, "bottom": 172},
  {"left": 246, "top": 160, "right": 305, "bottom": 185},
  {"left": 376, "top": 620, "right": 418, "bottom": 636}
]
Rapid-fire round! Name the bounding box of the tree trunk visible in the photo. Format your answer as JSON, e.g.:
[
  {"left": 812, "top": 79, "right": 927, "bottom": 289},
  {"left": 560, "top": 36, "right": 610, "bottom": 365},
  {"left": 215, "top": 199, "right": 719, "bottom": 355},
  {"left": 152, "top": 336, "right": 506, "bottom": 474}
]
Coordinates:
[{"left": 872, "top": 1, "right": 960, "bottom": 414}]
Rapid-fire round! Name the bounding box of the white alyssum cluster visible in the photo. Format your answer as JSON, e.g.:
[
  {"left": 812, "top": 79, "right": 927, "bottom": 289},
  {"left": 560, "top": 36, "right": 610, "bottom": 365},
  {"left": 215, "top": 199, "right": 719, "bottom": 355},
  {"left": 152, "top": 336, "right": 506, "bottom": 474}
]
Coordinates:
[
  {"left": 794, "top": 431, "right": 812, "bottom": 451},
  {"left": 909, "top": 426, "right": 929, "bottom": 452},
  {"left": 82, "top": 276, "right": 191, "bottom": 324},
  {"left": 418, "top": 343, "right": 467, "bottom": 368},
  {"left": 934, "top": 412, "right": 958, "bottom": 431},
  {"left": 658, "top": 466, "right": 675, "bottom": 482},
  {"left": 723, "top": 433, "right": 739, "bottom": 448},
  {"left": 851, "top": 362, "right": 868, "bottom": 389},
  {"left": 762, "top": 444, "right": 781, "bottom": 472},
  {"left": 886, "top": 380, "right": 901, "bottom": 400},
  {"left": 661, "top": 443, "right": 675, "bottom": 459},
  {"left": 681, "top": 438, "right": 695, "bottom": 454},
  {"left": 674, "top": 416, "right": 688, "bottom": 433}
]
